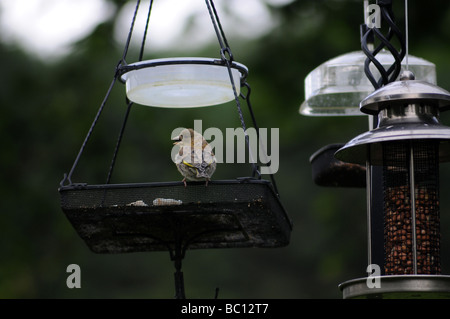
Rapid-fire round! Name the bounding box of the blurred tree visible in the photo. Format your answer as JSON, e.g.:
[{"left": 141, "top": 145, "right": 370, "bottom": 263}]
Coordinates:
[{"left": 2, "top": 0, "right": 450, "bottom": 299}]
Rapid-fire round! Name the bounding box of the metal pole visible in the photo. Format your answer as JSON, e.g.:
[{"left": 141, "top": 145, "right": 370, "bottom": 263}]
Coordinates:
[
  {"left": 172, "top": 240, "right": 186, "bottom": 299},
  {"left": 409, "top": 143, "right": 418, "bottom": 274},
  {"left": 366, "top": 159, "right": 372, "bottom": 266},
  {"left": 174, "top": 258, "right": 186, "bottom": 299},
  {"left": 366, "top": 116, "right": 373, "bottom": 266},
  {"left": 170, "top": 218, "right": 186, "bottom": 299}
]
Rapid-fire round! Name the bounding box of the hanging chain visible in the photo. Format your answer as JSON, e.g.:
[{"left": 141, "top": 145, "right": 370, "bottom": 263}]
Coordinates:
[
  {"left": 362, "top": 0, "right": 406, "bottom": 89},
  {"left": 120, "top": 0, "right": 142, "bottom": 65},
  {"left": 139, "top": 0, "right": 154, "bottom": 61},
  {"left": 60, "top": 73, "right": 120, "bottom": 186},
  {"left": 205, "top": 0, "right": 263, "bottom": 180},
  {"left": 105, "top": 100, "right": 133, "bottom": 185},
  {"left": 241, "top": 83, "right": 280, "bottom": 195},
  {"left": 205, "top": 0, "right": 233, "bottom": 62},
  {"left": 106, "top": 0, "right": 154, "bottom": 184},
  {"left": 60, "top": 0, "right": 145, "bottom": 186},
  {"left": 204, "top": 0, "right": 281, "bottom": 195}
]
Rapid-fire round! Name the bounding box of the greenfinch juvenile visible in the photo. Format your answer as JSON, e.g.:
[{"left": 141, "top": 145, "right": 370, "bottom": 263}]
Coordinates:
[{"left": 172, "top": 128, "right": 216, "bottom": 187}]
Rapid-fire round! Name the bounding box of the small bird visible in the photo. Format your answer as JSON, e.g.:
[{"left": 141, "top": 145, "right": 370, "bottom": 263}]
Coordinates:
[{"left": 172, "top": 128, "right": 216, "bottom": 187}]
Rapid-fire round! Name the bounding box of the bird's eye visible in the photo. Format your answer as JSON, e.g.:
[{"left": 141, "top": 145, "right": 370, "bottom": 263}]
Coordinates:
[{"left": 179, "top": 135, "right": 183, "bottom": 140}]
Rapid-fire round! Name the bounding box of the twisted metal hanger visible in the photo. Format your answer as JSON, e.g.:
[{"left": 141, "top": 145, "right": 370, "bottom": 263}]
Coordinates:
[{"left": 361, "top": 0, "right": 406, "bottom": 90}]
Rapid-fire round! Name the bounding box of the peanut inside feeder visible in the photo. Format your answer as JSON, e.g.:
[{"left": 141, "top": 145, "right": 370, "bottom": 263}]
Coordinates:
[{"left": 383, "top": 140, "right": 441, "bottom": 275}]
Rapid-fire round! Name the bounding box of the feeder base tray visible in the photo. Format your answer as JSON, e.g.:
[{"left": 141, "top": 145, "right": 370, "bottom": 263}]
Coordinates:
[
  {"left": 339, "top": 275, "right": 450, "bottom": 299},
  {"left": 58, "top": 179, "right": 292, "bottom": 253},
  {"left": 310, "top": 143, "right": 366, "bottom": 188}
]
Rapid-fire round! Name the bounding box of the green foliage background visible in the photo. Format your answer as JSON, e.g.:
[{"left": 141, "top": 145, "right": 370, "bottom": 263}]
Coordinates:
[{"left": 2, "top": 0, "right": 450, "bottom": 298}]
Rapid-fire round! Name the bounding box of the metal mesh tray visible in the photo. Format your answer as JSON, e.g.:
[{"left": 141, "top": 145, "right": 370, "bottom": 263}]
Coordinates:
[{"left": 59, "top": 179, "right": 292, "bottom": 253}]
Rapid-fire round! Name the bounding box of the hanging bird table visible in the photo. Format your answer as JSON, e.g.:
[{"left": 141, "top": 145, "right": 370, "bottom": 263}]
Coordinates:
[{"left": 58, "top": 0, "right": 291, "bottom": 299}]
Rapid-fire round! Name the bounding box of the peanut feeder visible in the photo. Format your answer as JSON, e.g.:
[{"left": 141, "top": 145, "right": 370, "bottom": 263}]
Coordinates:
[{"left": 335, "top": 71, "right": 450, "bottom": 298}]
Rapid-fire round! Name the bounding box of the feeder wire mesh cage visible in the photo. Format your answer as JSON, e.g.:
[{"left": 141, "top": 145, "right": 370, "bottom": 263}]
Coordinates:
[
  {"left": 382, "top": 140, "right": 441, "bottom": 275},
  {"left": 58, "top": 0, "right": 291, "bottom": 299}
]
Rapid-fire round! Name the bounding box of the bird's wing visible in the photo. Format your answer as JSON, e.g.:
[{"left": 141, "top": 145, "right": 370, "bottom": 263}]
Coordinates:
[{"left": 182, "top": 149, "right": 214, "bottom": 170}]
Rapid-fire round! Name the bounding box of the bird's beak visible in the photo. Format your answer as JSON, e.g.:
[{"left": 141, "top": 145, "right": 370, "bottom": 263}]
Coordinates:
[{"left": 172, "top": 136, "right": 181, "bottom": 145}]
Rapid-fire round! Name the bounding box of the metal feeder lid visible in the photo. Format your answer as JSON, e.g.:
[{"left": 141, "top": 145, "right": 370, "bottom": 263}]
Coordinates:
[
  {"left": 334, "top": 120, "right": 450, "bottom": 165},
  {"left": 360, "top": 71, "right": 450, "bottom": 115},
  {"left": 335, "top": 71, "right": 450, "bottom": 165}
]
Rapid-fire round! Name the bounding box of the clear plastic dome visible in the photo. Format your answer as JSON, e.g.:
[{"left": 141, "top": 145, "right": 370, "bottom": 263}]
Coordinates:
[{"left": 299, "top": 50, "right": 436, "bottom": 116}]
